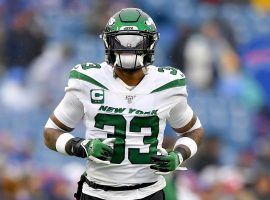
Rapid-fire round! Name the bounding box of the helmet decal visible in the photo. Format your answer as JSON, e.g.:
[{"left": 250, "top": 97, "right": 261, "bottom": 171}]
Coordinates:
[
  {"left": 108, "top": 18, "right": 115, "bottom": 26},
  {"left": 145, "top": 18, "right": 154, "bottom": 26},
  {"left": 120, "top": 26, "right": 138, "bottom": 31}
]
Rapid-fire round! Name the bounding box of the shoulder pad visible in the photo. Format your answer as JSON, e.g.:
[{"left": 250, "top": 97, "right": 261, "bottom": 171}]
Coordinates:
[
  {"left": 69, "top": 62, "right": 101, "bottom": 76},
  {"left": 156, "top": 66, "right": 185, "bottom": 79},
  {"left": 69, "top": 62, "right": 108, "bottom": 90},
  {"left": 150, "top": 66, "right": 186, "bottom": 93},
  {"left": 72, "top": 62, "right": 101, "bottom": 71}
]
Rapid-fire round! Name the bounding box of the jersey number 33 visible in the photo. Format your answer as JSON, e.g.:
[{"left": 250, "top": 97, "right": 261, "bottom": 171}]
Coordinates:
[{"left": 94, "top": 113, "right": 159, "bottom": 164}]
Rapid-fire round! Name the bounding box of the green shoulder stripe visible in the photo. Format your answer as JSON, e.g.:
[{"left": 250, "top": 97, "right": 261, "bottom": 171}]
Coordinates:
[
  {"left": 69, "top": 70, "right": 108, "bottom": 90},
  {"left": 151, "top": 79, "right": 186, "bottom": 93}
]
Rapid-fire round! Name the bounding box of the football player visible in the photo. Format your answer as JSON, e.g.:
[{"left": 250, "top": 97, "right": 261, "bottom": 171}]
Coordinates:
[{"left": 44, "top": 8, "right": 204, "bottom": 200}]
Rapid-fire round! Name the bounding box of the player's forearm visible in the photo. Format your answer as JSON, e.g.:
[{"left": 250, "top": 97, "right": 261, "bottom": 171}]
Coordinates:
[
  {"left": 171, "top": 111, "right": 204, "bottom": 161},
  {"left": 44, "top": 122, "right": 114, "bottom": 162},
  {"left": 44, "top": 114, "right": 72, "bottom": 151},
  {"left": 174, "top": 127, "right": 204, "bottom": 160},
  {"left": 44, "top": 128, "right": 64, "bottom": 151},
  {"left": 182, "top": 127, "right": 204, "bottom": 146},
  {"left": 44, "top": 116, "right": 86, "bottom": 157}
]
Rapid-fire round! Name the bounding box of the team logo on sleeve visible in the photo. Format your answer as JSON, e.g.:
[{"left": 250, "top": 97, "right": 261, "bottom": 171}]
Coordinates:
[{"left": 90, "top": 89, "right": 104, "bottom": 104}]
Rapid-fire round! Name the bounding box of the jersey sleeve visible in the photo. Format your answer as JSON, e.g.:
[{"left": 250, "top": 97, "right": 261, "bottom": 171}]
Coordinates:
[
  {"left": 65, "top": 64, "right": 84, "bottom": 94},
  {"left": 165, "top": 68, "right": 193, "bottom": 129},
  {"left": 167, "top": 95, "right": 194, "bottom": 129},
  {"left": 53, "top": 91, "right": 84, "bottom": 129},
  {"left": 53, "top": 64, "right": 85, "bottom": 129}
]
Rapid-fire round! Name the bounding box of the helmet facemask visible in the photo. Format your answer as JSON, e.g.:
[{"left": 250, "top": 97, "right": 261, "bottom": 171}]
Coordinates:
[
  {"left": 101, "top": 8, "right": 159, "bottom": 70},
  {"left": 102, "top": 30, "right": 159, "bottom": 71}
]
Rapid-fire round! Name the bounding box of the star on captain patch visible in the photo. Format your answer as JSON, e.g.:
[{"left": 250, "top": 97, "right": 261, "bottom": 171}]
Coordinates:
[{"left": 126, "top": 95, "right": 136, "bottom": 104}]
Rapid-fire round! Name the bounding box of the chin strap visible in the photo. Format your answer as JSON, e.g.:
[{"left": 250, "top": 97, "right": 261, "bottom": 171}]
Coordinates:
[{"left": 142, "top": 66, "right": 148, "bottom": 75}]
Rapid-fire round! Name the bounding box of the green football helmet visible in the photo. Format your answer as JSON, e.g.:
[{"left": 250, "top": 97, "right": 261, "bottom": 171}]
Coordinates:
[{"left": 100, "top": 8, "right": 159, "bottom": 70}]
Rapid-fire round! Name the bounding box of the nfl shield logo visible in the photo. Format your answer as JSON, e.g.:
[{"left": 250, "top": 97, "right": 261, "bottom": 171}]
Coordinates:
[{"left": 126, "top": 95, "right": 136, "bottom": 104}]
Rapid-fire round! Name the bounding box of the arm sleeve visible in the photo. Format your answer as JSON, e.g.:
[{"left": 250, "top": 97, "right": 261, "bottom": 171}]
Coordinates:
[
  {"left": 53, "top": 91, "right": 84, "bottom": 129},
  {"left": 167, "top": 96, "right": 194, "bottom": 129}
]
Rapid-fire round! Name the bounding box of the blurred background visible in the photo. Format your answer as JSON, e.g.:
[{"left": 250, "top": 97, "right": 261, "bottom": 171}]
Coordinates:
[{"left": 0, "top": 0, "right": 270, "bottom": 199}]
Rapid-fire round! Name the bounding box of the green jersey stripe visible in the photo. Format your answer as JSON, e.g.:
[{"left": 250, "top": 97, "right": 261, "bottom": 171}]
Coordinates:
[
  {"left": 69, "top": 70, "right": 108, "bottom": 90},
  {"left": 151, "top": 79, "right": 186, "bottom": 93}
]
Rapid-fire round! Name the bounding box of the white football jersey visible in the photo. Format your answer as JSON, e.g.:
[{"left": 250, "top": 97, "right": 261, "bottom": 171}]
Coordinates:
[{"left": 63, "top": 62, "right": 191, "bottom": 199}]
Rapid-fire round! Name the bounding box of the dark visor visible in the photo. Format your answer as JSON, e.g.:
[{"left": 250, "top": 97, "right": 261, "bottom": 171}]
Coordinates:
[{"left": 106, "top": 32, "right": 154, "bottom": 52}]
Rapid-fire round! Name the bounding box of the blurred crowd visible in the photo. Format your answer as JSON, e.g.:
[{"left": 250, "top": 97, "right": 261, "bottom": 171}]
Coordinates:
[{"left": 0, "top": 0, "right": 270, "bottom": 199}]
